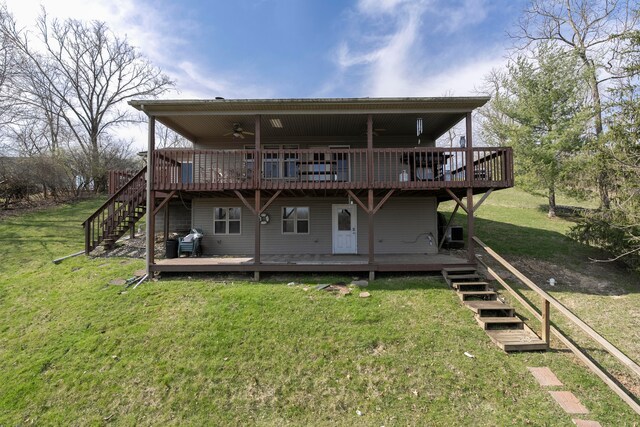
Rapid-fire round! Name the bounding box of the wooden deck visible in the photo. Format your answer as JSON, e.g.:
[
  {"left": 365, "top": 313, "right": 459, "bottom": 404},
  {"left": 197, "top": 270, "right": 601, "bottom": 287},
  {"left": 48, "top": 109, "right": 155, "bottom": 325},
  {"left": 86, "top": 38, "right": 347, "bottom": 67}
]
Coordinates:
[{"left": 152, "top": 253, "right": 472, "bottom": 273}]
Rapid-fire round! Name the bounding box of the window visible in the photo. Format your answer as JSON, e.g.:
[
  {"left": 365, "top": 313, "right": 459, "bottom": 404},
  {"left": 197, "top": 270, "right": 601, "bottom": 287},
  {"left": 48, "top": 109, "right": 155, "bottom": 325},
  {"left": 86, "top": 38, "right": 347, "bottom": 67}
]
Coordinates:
[
  {"left": 214, "top": 207, "right": 241, "bottom": 235},
  {"left": 282, "top": 207, "right": 309, "bottom": 234},
  {"left": 262, "top": 144, "right": 299, "bottom": 179}
]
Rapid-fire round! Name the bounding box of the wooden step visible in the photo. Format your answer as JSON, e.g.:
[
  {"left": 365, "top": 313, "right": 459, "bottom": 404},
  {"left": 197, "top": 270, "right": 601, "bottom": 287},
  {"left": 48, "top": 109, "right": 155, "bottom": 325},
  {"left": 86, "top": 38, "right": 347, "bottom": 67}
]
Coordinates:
[
  {"left": 486, "top": 326, "right": 548, "bottom": 352},
  {"left": 442, "top": 267, "right": 478, "bottom": 275},
  {"left": 446, "top": 273, "right": 482, "bottom": 281},
  {"left": 476, "top": 316, "right": 524, "bottom": 330},
  {"left": 464, "top": 300, "right": 515, "bottom": 317},
  {"left": 453, "top": 281, "right": 490, "bottom": 291},
  {"left": 457, "top": 290, "right": 497, "bottom": 301}
]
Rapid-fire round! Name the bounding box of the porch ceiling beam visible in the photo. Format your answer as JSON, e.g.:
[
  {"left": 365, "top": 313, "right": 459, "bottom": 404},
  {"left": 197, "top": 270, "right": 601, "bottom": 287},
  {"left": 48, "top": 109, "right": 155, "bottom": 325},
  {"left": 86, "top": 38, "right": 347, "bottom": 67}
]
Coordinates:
[
  {"left": 347, "top": 189, "right": 369, "bottom": 213},
  {"left": 234, "top": 190, "right": 256, "bottom": 215},
  {"left": 473, "top": 188, "right": 494, "bottom": 213},
  {"left": 438, "top": 204, "right": 459, "bottom": 250},
  {"left": 259, "top": 190, "right": 282, "bottom": 214},
  {"left": 445, "top": 188, "right": 468, "bottom": 214},
  {"left": 152, "top": 190, "right": 177, "bottom": 216},
  {"left": 372, "top": 189, "right": 395, "bottom": 215}
]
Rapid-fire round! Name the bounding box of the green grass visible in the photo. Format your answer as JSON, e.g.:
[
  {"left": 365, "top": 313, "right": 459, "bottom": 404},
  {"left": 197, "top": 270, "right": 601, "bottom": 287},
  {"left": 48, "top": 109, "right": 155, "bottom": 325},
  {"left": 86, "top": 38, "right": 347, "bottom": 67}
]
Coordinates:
[{"left": 0, "top": 193, "right": 639, "bottom": 425}]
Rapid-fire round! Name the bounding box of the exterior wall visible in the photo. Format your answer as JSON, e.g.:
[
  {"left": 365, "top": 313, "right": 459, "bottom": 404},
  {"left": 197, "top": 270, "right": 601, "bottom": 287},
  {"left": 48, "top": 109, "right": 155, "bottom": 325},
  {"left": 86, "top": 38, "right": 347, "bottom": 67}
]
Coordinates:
[
  {"left": 191, "top": 196, "right": 438, "bottom": 256},
  {"left": 155, "top": 199, "right": 192, "bottom": 235}
]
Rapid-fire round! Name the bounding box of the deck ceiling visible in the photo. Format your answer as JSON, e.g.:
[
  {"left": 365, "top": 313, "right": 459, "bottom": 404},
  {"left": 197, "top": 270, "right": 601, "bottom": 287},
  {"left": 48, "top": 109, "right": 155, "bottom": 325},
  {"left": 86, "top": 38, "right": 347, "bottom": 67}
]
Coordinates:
[{"left": 129, "top": 97, "right": 490, "bottom": 143}]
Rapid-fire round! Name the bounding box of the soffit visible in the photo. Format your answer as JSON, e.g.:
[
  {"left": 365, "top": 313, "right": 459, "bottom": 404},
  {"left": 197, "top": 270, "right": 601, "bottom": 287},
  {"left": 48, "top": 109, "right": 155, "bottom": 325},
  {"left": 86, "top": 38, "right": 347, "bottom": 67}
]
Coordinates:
[{"left": 130, "top": 97, "right": 488, "bottom": 142}]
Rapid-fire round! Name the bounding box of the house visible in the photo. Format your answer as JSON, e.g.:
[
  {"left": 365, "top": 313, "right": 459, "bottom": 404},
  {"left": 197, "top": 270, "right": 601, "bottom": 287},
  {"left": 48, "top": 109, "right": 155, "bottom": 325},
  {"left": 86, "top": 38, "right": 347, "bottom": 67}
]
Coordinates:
[{"left": 84, "top": 97, "right": 513, "bottom": 280}]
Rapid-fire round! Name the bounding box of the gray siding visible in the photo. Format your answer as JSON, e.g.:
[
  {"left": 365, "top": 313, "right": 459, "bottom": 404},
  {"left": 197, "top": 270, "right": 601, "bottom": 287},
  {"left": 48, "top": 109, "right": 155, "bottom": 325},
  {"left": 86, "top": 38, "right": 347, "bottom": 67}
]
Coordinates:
[{"left": 191, "top": 196, "right": 438, "bottom": 256}]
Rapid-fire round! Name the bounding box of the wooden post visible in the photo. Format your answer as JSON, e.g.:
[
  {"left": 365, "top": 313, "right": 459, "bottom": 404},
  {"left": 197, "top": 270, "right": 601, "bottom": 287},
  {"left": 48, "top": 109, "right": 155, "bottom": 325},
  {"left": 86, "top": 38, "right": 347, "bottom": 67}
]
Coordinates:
[
  {"left": 254, "top": 189, "right": 261, "bottom": 277},
  {"left": 254, "top": 115, "right": 261, "bottom": 281},
  {"left": 368, "top": 189, "right": 375, "bottom": 281},
  {"left": 255, "top": 115, "right": 261, "bottom": 189},
  {"left": 466, "top": 187, "right": 474, "bottom": 262},
  {"left": 465, "top": 112, "right": 474, "bottom": 263},
  {"left": 146, "top": 116, "right": 156, "bottom": 275},
  {"left": 367, "top": 114, "right": 373, "bottom": 187},
  {"left": 84, "top": 222, "right": 91, "bottom": 254},
  {"left": 465, "top": 112, "right": 473, "bottom": 184},
  {"left": 542, "top": 298, "right": 550, "bottom": 345},
  {"left": 367, "top": 115, "right": 374, "bottom": 280}
]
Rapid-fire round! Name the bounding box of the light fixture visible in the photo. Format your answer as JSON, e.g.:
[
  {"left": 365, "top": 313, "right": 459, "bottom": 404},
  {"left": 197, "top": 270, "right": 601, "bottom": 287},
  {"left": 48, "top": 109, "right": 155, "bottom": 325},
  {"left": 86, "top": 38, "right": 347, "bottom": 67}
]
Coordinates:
[
  {"left": 459, "top": 136, "right": 466, "bottom": 147},
  {"left": 269, "top": 118, "right": 283, "bottom": 128}
]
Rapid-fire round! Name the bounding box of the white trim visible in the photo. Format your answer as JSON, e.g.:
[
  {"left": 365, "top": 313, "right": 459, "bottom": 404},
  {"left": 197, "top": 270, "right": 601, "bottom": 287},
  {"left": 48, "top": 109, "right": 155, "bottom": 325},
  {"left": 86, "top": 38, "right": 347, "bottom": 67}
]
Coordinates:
[
  {"left": 213, "top": 207, "right": 242, "bottom": 235},
  {"left": 281, "top": 206, "right": 310, "bottom": 235}
]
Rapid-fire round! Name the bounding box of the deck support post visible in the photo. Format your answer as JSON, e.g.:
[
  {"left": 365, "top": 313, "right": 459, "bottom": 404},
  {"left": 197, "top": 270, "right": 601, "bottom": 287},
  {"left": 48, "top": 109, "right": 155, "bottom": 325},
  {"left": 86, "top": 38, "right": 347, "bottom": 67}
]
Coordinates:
[
  {"left": 367, "top": 115, "right": 375, "bottom": 280},
  {"left": 254, "top": 189, "right": 261, "bottom": 277},
  {"left": 368, "top": 189, "right": 375, "bottom": 281},
  {"left": 465, "top": 112, "right": 475, "bottom": 263},
  {"left": 466, "top": 187, "right": 474, "bottom": 262},
  {"left": 542, "top": 298, "right": 550, "bottom": 345},
  {"left": 146, "top": 115, "right": 156, "bottom": 276},
  {"left": 254, "top": 115, "right": 261, "bottom": 281}
]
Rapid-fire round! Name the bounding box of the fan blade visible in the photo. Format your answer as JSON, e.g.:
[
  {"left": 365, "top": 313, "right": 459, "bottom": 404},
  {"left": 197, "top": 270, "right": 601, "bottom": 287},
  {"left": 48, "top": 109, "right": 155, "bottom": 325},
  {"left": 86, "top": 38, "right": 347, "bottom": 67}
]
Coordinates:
[
  {"left": 243, "top": 131, "right": 255, "bottom": 136},
  {"left": 223, "top": 131, "right": 233, "bottom": 136},
  {"left": 238, "top": 133, "right": 245, "bottom": 139}
]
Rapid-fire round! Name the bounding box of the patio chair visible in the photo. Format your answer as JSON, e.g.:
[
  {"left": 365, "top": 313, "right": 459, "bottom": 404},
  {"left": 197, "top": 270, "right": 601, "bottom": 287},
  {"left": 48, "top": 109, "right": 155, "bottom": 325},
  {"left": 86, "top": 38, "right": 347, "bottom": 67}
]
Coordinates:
[{"left": 178, "top": 228, "right": 203, "bottom": 257}]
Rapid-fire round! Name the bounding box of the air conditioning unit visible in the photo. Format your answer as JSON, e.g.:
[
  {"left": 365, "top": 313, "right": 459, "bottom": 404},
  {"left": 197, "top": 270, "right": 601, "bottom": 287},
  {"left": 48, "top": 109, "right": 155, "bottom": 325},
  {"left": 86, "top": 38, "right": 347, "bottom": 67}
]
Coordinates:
[{"left": 444, "top": 226, "right": 464, "bottom": 249}]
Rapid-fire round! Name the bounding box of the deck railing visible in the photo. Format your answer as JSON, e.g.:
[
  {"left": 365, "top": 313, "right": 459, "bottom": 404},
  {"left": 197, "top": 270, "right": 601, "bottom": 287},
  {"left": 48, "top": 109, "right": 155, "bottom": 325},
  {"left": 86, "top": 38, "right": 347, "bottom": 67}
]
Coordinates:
[{"left": 110, "top": 147, "right": 513, "bottom": 193}]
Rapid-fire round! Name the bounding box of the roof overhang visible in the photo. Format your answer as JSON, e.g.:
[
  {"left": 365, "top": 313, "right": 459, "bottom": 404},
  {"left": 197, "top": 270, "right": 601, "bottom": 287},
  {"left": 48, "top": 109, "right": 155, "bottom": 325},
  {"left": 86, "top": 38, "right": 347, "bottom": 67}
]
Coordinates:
[{"left": 129, "top": 97, "right": 490, "bottom": 142}]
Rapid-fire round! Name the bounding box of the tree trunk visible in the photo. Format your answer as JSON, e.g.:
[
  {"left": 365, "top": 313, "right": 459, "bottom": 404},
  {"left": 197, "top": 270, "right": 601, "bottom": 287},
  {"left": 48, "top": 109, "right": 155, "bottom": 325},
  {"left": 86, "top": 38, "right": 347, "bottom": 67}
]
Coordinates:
[
  {"left": 548, "top": 187, "right": 556, "bottom": 218},
  {"left": 583, "top": 59, "right": 611, "bottom": 210}
]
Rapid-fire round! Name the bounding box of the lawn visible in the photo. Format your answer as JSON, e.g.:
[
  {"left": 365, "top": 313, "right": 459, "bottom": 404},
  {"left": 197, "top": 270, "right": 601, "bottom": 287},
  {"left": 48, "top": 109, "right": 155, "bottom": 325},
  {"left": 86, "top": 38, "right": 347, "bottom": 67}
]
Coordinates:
[{"left": 0, "top": 192, "right": 638, "bottom": 425}]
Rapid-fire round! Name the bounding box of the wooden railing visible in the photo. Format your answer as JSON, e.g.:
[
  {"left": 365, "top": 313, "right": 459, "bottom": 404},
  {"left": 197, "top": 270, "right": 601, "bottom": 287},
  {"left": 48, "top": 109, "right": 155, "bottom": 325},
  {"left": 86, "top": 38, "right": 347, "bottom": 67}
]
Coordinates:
[
  {"left": 84, "top": 167, "right": 147, "bottom": 253},
  {"left": 106, "top": 147, "right": 513, "bottom": 193},
  {"left": 108, "top": 170, "right": 138, "bottom": 195},
  {"left": 474, "top": 236, "right": 640, "bottom": 415}
]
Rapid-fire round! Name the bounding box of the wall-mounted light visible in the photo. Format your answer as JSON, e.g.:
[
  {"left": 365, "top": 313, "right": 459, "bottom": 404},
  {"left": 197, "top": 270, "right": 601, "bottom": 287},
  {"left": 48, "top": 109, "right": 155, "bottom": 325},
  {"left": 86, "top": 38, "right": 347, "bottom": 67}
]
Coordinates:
[{"left": 459, "top": 136, "right": 466, "bottom": 148}]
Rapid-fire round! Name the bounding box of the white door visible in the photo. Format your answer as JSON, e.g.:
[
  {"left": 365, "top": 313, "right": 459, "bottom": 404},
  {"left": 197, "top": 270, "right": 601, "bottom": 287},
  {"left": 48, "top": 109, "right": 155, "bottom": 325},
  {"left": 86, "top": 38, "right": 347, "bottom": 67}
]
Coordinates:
[{"left": 332, "top": 204, "right": 357, "bottom": 254}]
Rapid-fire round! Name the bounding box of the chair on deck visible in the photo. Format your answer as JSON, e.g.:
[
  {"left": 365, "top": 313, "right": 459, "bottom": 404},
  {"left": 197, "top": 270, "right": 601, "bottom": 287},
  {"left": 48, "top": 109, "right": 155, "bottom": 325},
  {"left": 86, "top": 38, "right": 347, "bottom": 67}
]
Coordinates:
[{"left": 178, "top": 228, "right": 203, "bottom": 257}]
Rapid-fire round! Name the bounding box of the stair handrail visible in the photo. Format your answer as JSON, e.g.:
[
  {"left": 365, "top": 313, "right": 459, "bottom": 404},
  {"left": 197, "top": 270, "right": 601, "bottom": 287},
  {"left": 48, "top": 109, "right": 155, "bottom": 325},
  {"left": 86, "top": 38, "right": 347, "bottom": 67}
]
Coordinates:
[
  {"left": 82, "top": 166, "right": 147, "bottom": 226},
  {"left": 473, "top": 238, "right": 640, "bottom": 416},
  {"left": 473, "top": 236, "right": 640, "bottom": 380}
]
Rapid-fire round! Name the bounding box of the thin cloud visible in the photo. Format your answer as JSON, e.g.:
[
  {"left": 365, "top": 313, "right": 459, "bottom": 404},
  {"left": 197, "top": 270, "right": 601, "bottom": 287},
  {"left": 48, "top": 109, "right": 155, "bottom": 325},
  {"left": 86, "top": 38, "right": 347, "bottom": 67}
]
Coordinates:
[{"left": 327, "top": 0, "right": 502, "bottom": 97}]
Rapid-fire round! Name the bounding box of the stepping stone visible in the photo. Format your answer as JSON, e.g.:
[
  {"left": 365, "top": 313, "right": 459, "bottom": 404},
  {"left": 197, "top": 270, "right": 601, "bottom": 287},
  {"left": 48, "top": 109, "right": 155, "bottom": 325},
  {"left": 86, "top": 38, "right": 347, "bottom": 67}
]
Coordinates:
[
  {"left": 527, "top": 367, "right": 563, "bottom": 387},
  {"left": 572, "top": 420, "right": 601, "bottom": 427},
  {"left": 548, "top": 391, "right": 589, "bottom": 414}
]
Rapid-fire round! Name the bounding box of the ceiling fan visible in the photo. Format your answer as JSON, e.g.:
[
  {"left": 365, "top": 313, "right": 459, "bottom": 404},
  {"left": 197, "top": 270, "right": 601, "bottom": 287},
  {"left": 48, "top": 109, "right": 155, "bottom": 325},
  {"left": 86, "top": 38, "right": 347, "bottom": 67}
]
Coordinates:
[{"left": 224, "top": 123, "right": 254, "bottom": 139}]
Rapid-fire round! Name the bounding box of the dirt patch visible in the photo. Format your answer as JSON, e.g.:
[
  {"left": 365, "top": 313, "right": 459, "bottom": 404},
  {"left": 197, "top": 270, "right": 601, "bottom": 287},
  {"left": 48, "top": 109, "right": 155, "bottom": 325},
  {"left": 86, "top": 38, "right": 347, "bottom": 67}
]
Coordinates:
[{"left": 480, "top": 256, "right": 628, "bottom": 296}]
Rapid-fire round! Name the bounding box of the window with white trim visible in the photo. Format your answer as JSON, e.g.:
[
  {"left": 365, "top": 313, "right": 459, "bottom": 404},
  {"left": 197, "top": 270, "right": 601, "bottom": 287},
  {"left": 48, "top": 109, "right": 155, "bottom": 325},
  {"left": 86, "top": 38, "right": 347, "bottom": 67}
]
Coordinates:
[
  {"left": 214, "top": 207, "right": 241, "bottom": 235},
  {"left": 282, "top": 207, "right": 309, "bottom": 234}
]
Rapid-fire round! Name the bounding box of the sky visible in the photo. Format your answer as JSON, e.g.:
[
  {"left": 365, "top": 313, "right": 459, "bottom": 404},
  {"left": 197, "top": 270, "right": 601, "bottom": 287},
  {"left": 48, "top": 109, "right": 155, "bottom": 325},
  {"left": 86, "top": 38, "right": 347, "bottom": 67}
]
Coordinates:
[{"left": 3, "top": 0, "right": 524, "bottom": 146}]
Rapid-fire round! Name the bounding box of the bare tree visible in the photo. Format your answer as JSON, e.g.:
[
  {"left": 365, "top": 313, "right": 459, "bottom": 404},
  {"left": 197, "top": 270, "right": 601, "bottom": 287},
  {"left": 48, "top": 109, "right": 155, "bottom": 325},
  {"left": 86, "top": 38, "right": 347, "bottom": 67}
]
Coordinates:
[
  {"left": 156, "top": 124, "right": 190, "bottom": 149},
  {"left": 0, "top": 8, "right": 174, "bottom": 191},
  {"left": 512, "top": 0, "right": 640, "bottom": 208}
]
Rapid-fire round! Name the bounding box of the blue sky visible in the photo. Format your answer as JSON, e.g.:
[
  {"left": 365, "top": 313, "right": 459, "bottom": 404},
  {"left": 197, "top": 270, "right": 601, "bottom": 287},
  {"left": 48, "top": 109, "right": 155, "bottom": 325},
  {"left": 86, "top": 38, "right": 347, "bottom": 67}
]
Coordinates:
[{"left": 5, "top": 0, "right": 523, "bottom": 99}]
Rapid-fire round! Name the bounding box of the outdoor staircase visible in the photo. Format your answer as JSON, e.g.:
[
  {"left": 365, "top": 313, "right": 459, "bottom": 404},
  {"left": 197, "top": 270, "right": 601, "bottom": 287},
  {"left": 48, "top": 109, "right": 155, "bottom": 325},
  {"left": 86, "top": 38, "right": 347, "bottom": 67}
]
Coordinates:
[
  {"left": 83, "top": 166, "right": 147, "bottom": 253},
  {"left": 442, "top": 267, "right": 548, "bottom": 352}
]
